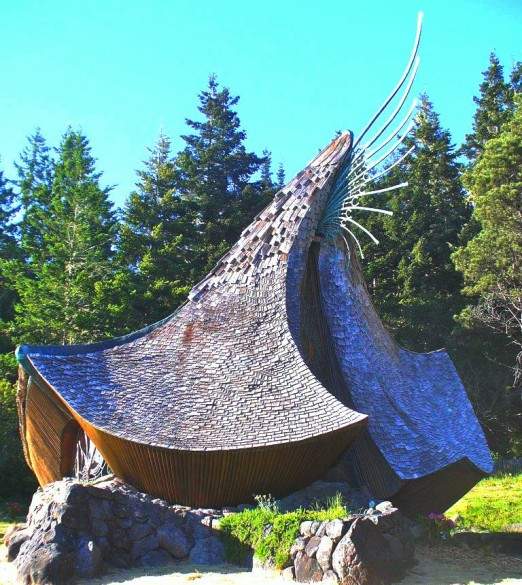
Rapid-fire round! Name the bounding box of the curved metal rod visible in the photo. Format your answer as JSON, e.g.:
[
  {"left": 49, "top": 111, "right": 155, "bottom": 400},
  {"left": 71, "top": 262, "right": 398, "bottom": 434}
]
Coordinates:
[
  {"left": 341, "top": 227, "right": 364, "bottom": 258},
  {"left": 342, "top": 216, "right": 380, "bottom": 244},
  {"left": 343, "top": 205, "right": 393, "bottom": 216},
  {"left": 348, "top": 99, "right": 418, "bottom": 180},
  {"left": 353, "top": 11, "right": 423, "bottom": 150},
  {"left": 346, "top": 118, "right": 416, "bottom": 189},
  {"left": 349, "top": 182, "right": 409, "bottom": 199},
  {"left": 355, "top": 145, "right": 415, "bottom": 190},
  {"left": 356, "top": 56, "right": 420, "bottom": 157}
]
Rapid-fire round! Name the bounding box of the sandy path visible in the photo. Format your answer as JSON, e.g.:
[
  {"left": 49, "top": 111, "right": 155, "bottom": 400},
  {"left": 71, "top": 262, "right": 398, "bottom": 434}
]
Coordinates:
[{"left": 2, "top": 544, "right": 522, "bottom": 584}]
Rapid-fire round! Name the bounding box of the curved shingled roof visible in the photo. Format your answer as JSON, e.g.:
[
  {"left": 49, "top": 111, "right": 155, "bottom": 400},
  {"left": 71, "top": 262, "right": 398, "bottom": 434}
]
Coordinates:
[
  {"left": 18, "top": 133, "right": 368, "bottom": 451},
  {"left": 318, "top": 242, "right": 494, "bottom": 478}
]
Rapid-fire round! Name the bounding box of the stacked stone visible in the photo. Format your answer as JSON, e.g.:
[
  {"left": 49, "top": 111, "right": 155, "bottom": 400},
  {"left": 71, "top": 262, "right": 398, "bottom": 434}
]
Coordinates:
[
  {"left": 289, "top": 502, "right": 414, "bottom": 585},
  {"left": 5, "top": 478, "right": 226, "bottom": 584}
]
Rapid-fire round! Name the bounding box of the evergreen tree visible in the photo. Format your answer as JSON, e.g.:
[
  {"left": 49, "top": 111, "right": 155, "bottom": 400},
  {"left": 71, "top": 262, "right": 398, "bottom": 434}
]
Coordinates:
[
  {"left": 276, "top": 163, "right": 286, "bottom": 190},
  {"left": 0, "top": 162, "right": 19, "bottom": 352},
  {"left": 16, "top": 129, "right": 54, "bottom": 258},
  {"left": 119, "top": 133, "right": 196, "bottom": 327},
  {"left": 462, "top": 53, "right": 518, "bottom": 162},
  {"left": 453, "top": 96, "right": 522, "bottom": 388},
  {"left": 360, "top": 95, "right": 470, "bottom": 350},
  {"left": 175, "top": 75, "right": 271, "bottom": 275},
  {"left": 511, "top": 61, "right": 522, "bottom": 94},
  {"left": 2, "top": 129, "right": 121, "bottom": 344}
]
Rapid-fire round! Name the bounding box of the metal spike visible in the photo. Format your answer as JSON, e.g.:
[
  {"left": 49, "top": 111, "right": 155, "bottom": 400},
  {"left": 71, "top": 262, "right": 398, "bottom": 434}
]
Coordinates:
[
  {"left": 342, "top": 216, "right": 380, "bottom": 244},
  {"left": 341, "top": 228, "right": 364, "bottom": 258},
  {"left": 353, "top": 11, "right": 423, "bottom": 150}
]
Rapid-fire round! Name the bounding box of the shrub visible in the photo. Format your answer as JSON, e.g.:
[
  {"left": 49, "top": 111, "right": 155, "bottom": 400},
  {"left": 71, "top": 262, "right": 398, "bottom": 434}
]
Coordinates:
[
  {"left": 0, "top": 353, "right": 37, "bottom": 499},
  {"left": 219, "top": 493, "right": 348, "bottom": 568}
]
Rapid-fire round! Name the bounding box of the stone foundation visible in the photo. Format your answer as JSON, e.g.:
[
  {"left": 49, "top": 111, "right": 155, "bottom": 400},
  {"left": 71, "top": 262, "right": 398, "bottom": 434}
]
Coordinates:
[
  {"left": 4, "top": 478, "right": 414, "bottom": 585},
  {"left": 5, "top": 477, "right": 225, "bottom": 584},
  {"left": 290, "top": 502, "right": 414, "bottom": 584}
]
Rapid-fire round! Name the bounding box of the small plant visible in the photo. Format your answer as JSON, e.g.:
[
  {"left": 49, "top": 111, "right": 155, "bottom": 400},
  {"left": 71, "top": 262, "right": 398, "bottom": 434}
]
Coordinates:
[
  {"left": 253, "top": 494, "right": 279, "bottom": 513},
  {"left": 220, "top": 492, "right": 349, "bottom": 568},
  {"left": 421, "top": 512, "right": 456, "bottom": 541}
]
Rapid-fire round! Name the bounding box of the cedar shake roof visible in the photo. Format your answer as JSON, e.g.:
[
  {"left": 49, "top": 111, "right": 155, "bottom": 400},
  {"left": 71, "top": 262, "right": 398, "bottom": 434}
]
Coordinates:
[{"left": 18, "top": 133, "right": 368, "bottom": 451}]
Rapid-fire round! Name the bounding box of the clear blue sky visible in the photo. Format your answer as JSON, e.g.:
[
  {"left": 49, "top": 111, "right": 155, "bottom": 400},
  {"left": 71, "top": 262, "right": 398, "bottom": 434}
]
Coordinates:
[{"left": 1, "top": 0, "right": 520, "bottom": 207}]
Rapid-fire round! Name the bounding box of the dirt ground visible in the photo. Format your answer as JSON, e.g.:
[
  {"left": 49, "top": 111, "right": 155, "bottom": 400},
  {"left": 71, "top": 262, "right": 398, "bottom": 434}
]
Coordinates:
[{"left": 1, "top": 544, "right": 522, "bottom": 585}]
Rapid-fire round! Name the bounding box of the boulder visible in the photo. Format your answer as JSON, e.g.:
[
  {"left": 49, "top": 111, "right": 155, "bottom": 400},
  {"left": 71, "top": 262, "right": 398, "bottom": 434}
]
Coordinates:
[
  {"left": 3, "top": 523, "right": 27, "bottom": 546},
  {"left": 137, "top": 549, "right": 174, "bottom": 567},
  {"left": 74, "top": 537, "right": 102, "bottom": 579},
  {"left": 294, "top": 551, "right": 323, "bottom": 582},
  {"left": 316, "top": 536, "right": 334, "bottom": 572},
  {"left": 189, "top": 535, "right": 225, "bottom": 565},
  {"left": 305, "top": 535, "right": 322, "bottom": 557},
  {"left": 325, "top": 519, "right": 345, "bottom": 541},
  {"left": 6, "top": 529, "right": 30, "bottom": 562},
  {"left": 130, "top": 532, "right": 160, "bottom": 561},
  {"left": 16, "top": 541, "right": 76, "bottom": 585},
  {"left": 157, "top": 521, "right": 192, "bottom": 558}
]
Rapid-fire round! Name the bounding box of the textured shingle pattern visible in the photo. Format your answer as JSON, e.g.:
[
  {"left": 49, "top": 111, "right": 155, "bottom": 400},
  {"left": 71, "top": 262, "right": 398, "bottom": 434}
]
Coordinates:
[
  {"left": 318, "top": 241, "right": 494, "bottom": 478},
  {"left": 24, "top": 133, "right": 367, "bottom": 451}
]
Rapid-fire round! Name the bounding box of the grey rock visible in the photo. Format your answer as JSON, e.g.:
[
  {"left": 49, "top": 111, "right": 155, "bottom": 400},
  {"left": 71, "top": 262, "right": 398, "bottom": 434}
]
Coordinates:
[
  {"left": 6, "top": 529, "right": 29, "bottom": 562},
  {"left": 316, "top": 536, "right": 334, "bottom": 572},
  {"left": 290, "top": 537, "right": 307, "bottom": 559},
  {"left": 112, "top": 501, "right": 130, "bottom": 519},
  {"left": 3, "top": 523, "right": 27, "bottom": 547},
  {"left": 294, "top": 551, "right": 323, "bottom": 583},
  {"left": 189, "top": 535, "right": 225, "bottom": 565},
  {"left": 109, "top": 527, "right": 131, "bottom": 551},
  {"left": 107, "top": 550, "right": 131, "bottom": 568},
  {"left": 305, "top": 535, "right": 322, "bottom": 558},
  {"left": 91, "top": 520, "right": 109, "bottom": 537},
  {"left": 75, "top": 537, "right": 102, "bottom": 578},
  {"left": 322, "top": 569, "right": 338, "bottom": 583},
  {"left": 315, "top": 522, "right": 327, "bottom": 538},
  {"left": 332, "top": 517, "right": 388, "bottom": 585},
  {"left": 16, "top": 541, "right": 76, "bottom": 585},
  {"left": 383, "top": 533, "right": 404, "bottom": 562},
  {"left": 116, "top": 516, "right": 134, "bottom": 529},
  {"left": 131, "top": 532, "right": 160, "bottom": 560},
  {"left": 375, "top": 501, "right": 395, "bottom": 514},
  {"left": 325, "top": 519, "right": 344, "bottom": 541},
  {"left": 300, "top": 521, "right": 314, "bottom": 537},
  {"left": 137, "top": 548, "right": 174, "bottom": 567},
  {"left": 129, "top": 521, "right": 154, "bottom": 542},
  {"left": 157, "top": 521, "right": 192, "bottom": 558}
]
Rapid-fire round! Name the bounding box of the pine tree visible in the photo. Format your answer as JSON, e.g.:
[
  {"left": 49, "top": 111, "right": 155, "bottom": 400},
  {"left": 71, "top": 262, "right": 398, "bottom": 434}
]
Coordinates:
[
  {"left": 16, "top": 129, "right": 54, "bottom": 258},
  {"left": 360, "top": 95, "right": 470, "bottom": 350},
  {"left": 119, "top": 133, "right": 196, "bottom": 327},
  {"left": 453, "top": 96, "right": 522, "bottom": 388},
  {"left": 276, "top": 163, "right": 286, "bottom": 190},
  {"left": 0, "top": 163, "right": 19, "bottom": 352},
  {"left": 2, "top": 129, "right": 120, "bottom": 344},
  {"left": 462, "top": 53, "right": 518, "bottom": 162},
  {"left": 175, "top": 75, "right": 270, "bottom": 276}
]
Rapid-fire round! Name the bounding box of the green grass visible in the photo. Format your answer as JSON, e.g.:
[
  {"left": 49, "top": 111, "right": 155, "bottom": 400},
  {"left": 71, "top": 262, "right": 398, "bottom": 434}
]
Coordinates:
[
  {"left": 219, "top": 494, "right": 347, "bottom": 569},
  {"left": 447, "top": 473, "right": 522, "bottom": 532}
]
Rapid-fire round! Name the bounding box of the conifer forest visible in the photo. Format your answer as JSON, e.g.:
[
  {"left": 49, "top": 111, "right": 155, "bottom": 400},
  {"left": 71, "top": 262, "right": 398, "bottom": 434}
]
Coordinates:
[{"left": 0, "top": 56, "right": 521, "bottom": 499}]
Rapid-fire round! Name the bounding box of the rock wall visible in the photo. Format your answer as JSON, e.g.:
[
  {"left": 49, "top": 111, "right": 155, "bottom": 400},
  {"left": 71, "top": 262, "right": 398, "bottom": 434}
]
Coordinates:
[
  {"left": 4, "top": 478, "right": 414, "bottom": 585},
  {"left": 289, "top": 502, "right": 414, "bottom": 584},
  {"left": 5, "top": 477, "right": 225, "bottom": 584}
]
